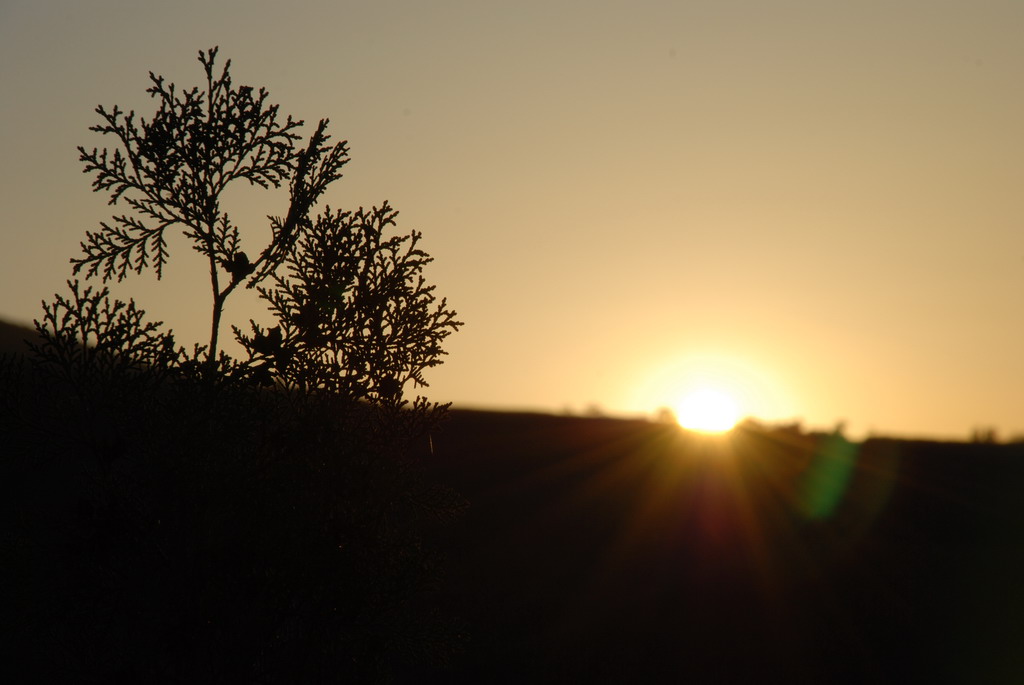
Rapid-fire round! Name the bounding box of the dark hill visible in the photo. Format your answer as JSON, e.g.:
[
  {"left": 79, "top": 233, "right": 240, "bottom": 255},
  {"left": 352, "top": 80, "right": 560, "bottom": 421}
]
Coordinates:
[
  {"left": 412, "top": 410, "right": 1024, "bottom": 683},
  {"left": 0, "top": 319, "right": 36, "bottom": 355},
  {"left": 5, "top": 327, "right": 1022, "bottom": 682}
]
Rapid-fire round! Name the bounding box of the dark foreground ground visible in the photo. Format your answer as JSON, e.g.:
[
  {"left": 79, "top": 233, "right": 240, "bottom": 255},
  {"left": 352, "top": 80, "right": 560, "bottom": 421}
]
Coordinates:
[
  {"left": 409, "top": 410, "right": 1024, "bottom": 684},
  {"left": 3, "top": 320, "right": 1022, "bottom": 683}
]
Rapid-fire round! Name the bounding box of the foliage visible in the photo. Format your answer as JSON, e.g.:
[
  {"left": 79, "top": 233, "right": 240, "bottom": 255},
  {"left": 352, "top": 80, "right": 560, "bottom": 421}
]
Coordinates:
[
  {"left": 74, "top": 46, "right": 349, "bottom": 361},
  {"left": 1, "top": 48, "right": 463, "bottom": 683},
  {"left": 236, "top": 202, "right": 459, "bottom": 400}
]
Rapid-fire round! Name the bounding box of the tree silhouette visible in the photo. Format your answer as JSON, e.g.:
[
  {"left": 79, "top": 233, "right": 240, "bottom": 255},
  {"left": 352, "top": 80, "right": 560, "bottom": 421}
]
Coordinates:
[
  {"left": 76, "top": 47, "right": 346, "bottom": 362},
  {"left": 2, "top": 48, "right": 462, "bottom": 683}
]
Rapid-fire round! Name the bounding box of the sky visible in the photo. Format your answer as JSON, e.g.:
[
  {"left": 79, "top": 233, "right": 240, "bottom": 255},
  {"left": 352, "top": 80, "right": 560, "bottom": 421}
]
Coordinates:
[{"left": 3, "top": 0, "right": 1024, "bottom": 440}]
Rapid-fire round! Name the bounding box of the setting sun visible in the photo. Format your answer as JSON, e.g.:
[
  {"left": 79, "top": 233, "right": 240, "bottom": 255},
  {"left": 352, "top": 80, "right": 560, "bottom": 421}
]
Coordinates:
[
  {"left": 674, "top": 387, "right": 741, "bottom": 433},
  {"left": 631, "top": 353, "right": 791, "bottom": 432}
]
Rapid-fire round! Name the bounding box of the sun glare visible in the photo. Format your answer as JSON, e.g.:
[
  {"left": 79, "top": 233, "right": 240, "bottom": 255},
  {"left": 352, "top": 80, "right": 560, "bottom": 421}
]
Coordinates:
[
  {"left": 674, "top": 387, "right": 740, "bottom": 433},
  {"left": 631, "top": 352, "right": 794, "bottom": 432}
]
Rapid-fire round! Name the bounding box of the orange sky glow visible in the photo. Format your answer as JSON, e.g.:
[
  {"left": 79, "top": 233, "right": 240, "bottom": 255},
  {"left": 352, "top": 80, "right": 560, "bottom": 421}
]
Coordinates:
[{"left": 4, "top": 0, "right": 1024, "bottom": 440}]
